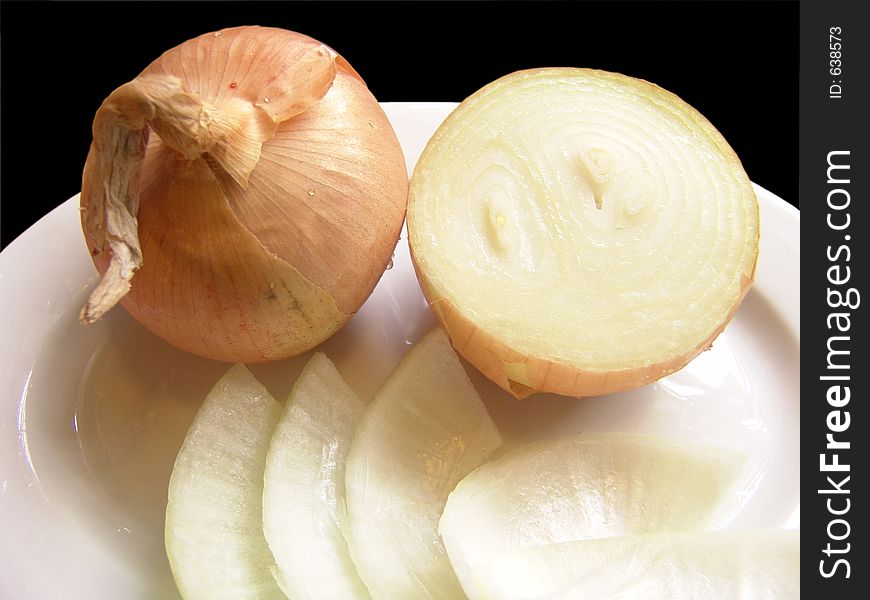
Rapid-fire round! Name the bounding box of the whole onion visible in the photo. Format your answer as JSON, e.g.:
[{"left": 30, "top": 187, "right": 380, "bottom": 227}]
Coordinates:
[{"left": 80, "top": 26, "right": 408, "bottom": 362}]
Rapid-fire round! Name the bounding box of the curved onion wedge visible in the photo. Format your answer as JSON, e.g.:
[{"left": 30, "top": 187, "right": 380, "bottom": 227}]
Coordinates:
[
  {"left": 408, "top": 68, "right": 760, "bottom": 398},
  {"left": 165, "top": 364, "right": 283, "bottom": 599},
  {"left": 439, "top": 433, "right": 744, "bottom": 598},
  {"left": 344, "top": 327, "right": 502, "bottom": 599},
  {"left": 469, "top": 530, "right": 799, "bottom": 600},
  {"left": 263, "top": 353, "right": 370, "bottom": 599}
]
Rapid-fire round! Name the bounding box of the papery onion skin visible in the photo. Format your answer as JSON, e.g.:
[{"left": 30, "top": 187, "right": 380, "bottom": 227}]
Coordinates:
[
  {"left": 81, "top": 26, "right": 408, "bottom": 362},
  {"left": 408, "top": 68, "right": 759, "bottom": 399}
]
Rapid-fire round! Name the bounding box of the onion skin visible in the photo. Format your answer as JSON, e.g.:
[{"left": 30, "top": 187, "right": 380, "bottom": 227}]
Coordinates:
[
  {"left": 81, "top": 26, "right": 408, "bottom": 362},
  {"left": 408, "top": 68, "right": 759, "bottom": 399}
]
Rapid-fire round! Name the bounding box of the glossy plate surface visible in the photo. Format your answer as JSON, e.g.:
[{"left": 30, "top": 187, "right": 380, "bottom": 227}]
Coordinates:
[{"left": 0, "top": 103, "right": 799, "bottom": 599}]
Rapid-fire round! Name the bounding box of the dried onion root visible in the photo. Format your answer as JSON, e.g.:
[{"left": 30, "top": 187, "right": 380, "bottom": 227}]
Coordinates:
[
  {"left": 80, "top": 26, "right": 408, "bottom": 362},
  {"left": 408, "top": 68, "right": 759, "bottom": 398}
]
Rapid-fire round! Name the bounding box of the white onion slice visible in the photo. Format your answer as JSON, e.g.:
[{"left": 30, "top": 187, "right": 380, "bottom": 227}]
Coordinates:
[
  {"left": 439, "top": 433, "right": 744, "bottom": 599},
  {"left": 344, "top": 327, "right": 502, "bottom": 599},
  {"left": 262, "top": 353, "right": 370, "bottom": 599},
  {"left": 165, "top": 364, "right": 283, "bottom": 599},
  {"left": 469, "top": 530, "right": 799, "bottom": 600},
  {"left": 408, "top": 68, "right": 759, "bottom": 397}
]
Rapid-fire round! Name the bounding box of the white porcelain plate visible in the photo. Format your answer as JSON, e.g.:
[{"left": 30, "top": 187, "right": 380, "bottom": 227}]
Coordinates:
[{"left": 0, "top": 103, "right": 799, "bottom": 599}]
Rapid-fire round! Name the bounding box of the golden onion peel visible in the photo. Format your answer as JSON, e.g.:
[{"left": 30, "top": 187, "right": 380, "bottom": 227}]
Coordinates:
[
  {"left": 408, "top": 68, "right": 759, "bottom": 398},
  {"left": 81, "top": 26, "right": 408, "bottom": 362}
]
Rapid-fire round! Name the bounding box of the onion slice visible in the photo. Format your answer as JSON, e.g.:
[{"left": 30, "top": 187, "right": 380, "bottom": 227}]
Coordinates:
[
  {"left": 439, "top": 433, "right": 744, "bottom": 599},
  {"left": 344, "top": 327, "right": 502, "bottom": 599},
  {"left": 408, "top": 68, "right": 759, "bottom": 397},
  {"left": 468, "top": 530, "right": 799, "bottom": 599},
  {"left": 165, "top": 364, "right": 283, "bottom": 599},
  {"left": 262, "top": 353, "right": 370, "bottom": 599}
]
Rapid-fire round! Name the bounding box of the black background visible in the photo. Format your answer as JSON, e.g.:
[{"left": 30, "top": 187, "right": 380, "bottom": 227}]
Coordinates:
[{"left": 1, "top": 0, "right": 798, "bottom": 248}]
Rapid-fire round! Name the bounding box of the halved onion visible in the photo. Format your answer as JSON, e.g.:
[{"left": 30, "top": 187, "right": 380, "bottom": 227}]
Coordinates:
[
  {"left": 262, "top": 353, "right": 370, "bottom": 599},
  {"left": 344, "top": 327, "right": 502, "bottom": 599},
  {"left": 439, "top": 433, "right": 744, "bottom": 598},
  {"left": 469, "top": 530, "right": 799, "bottom": 599},
  {"left": 408, "top": 68, "right": 759, "bottom": 397},
  {"left": 165, "top": 364, "right": 283, "bottom": 599}
]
